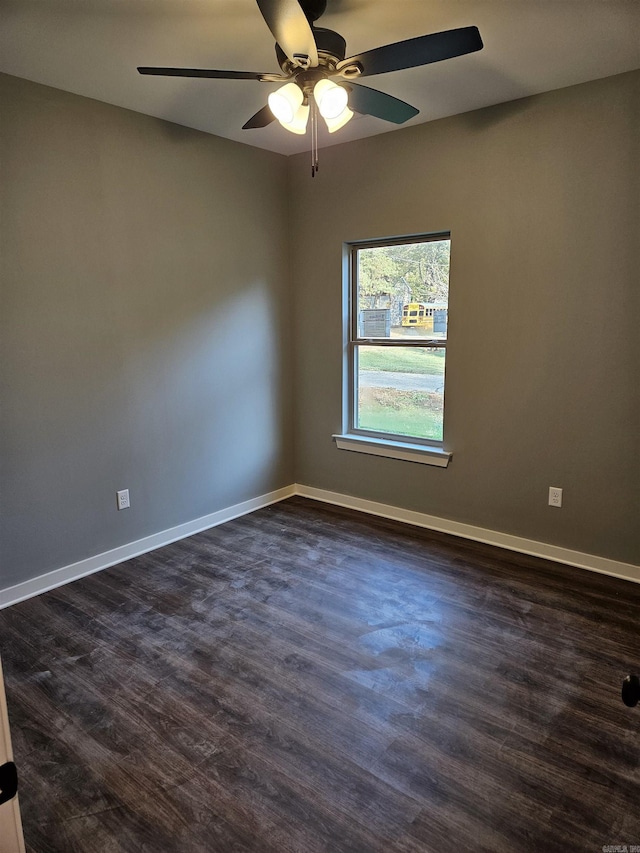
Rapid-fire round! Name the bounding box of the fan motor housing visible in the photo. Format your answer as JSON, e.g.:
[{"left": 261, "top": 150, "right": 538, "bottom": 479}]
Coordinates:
[
  {"left": 276, "top": 27, "right": 347, "bottom": 73},
  {"left": 300, "top": 0, "right": 327, "bottom": 23}
]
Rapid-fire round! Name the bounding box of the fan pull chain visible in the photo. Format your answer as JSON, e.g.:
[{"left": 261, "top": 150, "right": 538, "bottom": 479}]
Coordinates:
[{"left": 310, "top": 98, "right": 319, "bottom": 177}]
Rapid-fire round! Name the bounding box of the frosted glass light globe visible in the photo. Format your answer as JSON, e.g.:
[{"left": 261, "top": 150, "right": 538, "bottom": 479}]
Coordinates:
[
  {"left": 268, "top": 83, "right": 303, "bottom": 125},
  {"left": 314, "top": 79, "right": 348, "bottom": 120}
]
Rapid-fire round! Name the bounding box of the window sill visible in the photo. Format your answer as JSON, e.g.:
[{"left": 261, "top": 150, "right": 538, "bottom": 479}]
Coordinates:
[{"left": 332, "top": 434, "right": 452, "bottom": 467}]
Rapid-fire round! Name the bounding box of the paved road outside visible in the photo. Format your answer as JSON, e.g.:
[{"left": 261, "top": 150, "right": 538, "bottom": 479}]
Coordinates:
[{"left": 359, "top": 370, "right": 444, "bottom": 393}]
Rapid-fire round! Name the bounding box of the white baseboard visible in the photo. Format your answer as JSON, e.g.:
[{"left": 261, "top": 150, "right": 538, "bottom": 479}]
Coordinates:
[
  {"left": 0, "top": 485, "right": 295, "bottom": 610},
  {"left": 2, "top": 481, "right": 637, "bottom": 610},
  {"left": 294, "top": 484, "right": 640, "bottom": 586}
]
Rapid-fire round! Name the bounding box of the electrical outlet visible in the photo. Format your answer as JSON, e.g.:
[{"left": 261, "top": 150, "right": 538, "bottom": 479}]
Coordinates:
[
  {"left": 116, "top": 489, "right": 130, "bottom": 511},
  {"left": 548, "top": 486, "right": 563, "bottom": 508}
]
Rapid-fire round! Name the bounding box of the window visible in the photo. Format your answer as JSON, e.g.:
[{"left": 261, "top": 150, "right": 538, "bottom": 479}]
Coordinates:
[{"left": 340, "top": 233, "right": 451, "bottom": 463}]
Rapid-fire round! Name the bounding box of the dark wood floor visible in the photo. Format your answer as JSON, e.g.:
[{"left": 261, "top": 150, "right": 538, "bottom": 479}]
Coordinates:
[{"left": 0, "top": 497, "right": 639, "bottom": 852}]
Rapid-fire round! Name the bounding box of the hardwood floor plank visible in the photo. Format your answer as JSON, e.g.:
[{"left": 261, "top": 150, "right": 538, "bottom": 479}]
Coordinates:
[{"left": 1, "top": 496, "right": 638, "bottom": 852}]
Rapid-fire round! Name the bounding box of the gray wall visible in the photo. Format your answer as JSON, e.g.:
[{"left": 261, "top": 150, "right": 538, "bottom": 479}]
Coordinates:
[
  {"left": 289, "top": 70, "right": 640, "bottom": 566},
  {"left": 1, "top": 74, "right": 292, "bottom": 588},
  {"left": 1, "top": 69, "right": 638, "bottom": 591}
]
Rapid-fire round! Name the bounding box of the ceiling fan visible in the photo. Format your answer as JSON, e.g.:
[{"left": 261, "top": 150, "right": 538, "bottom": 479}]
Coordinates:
[{"left": 138, "top": 0, "right": 483, "bottom": 173}]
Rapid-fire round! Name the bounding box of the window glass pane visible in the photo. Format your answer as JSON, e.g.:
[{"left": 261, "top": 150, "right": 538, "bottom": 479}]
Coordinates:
[
  {"left": 356, "top": 239, "right": 450, "bottom": 341},
  {"left": 356, "top": 345, "right": 445, "bottom": 442}
]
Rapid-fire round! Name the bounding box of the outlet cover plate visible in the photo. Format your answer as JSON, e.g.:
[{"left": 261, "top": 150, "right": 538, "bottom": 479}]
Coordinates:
[
  {"left": 548, "top": 486, "right": 563, "bottom": 507},
  {"left": 117, "top": 489, "right": 130, "bottom": 511}
]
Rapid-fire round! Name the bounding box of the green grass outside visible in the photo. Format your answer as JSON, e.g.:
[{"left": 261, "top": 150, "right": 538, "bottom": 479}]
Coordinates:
[
  {"left": 358, "top": 346, "right": 445, "bottom": 375},
  {"left": 358, "top": 388, "right": 443, "bottom": 442}
]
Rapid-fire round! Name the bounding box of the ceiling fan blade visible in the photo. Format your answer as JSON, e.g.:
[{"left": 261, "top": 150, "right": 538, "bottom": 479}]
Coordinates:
[
  {"left": 339, "top": 26, "right": 483, "bottom": 77},
  {"left": 256, "top": 0, "right": 318, "bottom": 67},
  {"left": 138, "top": 67, "right": 271, "bottom": 80},
  {"left": 243, "top": 105, "right": 276, "bottom": 129},
  {"left": 348, "top": 83, "right": 418, "bottom": 124}
]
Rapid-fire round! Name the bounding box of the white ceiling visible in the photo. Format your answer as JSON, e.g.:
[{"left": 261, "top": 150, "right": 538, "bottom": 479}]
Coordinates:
[{"left": 1, "top": 0, "right": 639, "bottom": 156}]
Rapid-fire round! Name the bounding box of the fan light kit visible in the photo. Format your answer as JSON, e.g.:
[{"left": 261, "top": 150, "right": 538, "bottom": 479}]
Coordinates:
[
  {"left": 268, "top": 78, "right": 351, "bottom": 139},
  {"left": 138, "top": 0, "right": 483, "bottom": 176}
]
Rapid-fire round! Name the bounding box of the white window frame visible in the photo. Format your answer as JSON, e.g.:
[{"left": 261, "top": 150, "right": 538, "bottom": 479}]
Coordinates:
[{"left": 333, "top": 233, "right": 452, "bottom": 468}]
